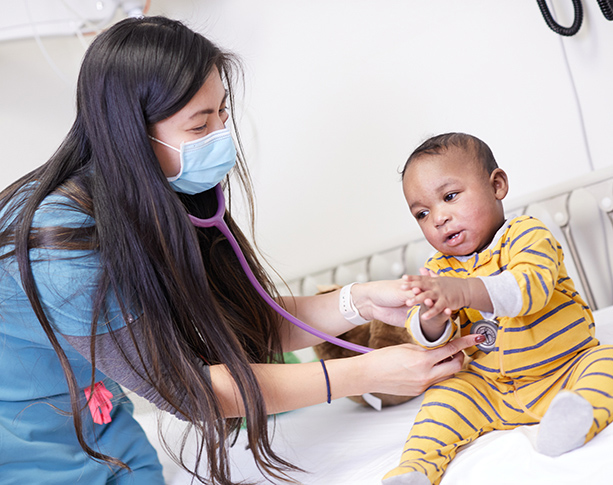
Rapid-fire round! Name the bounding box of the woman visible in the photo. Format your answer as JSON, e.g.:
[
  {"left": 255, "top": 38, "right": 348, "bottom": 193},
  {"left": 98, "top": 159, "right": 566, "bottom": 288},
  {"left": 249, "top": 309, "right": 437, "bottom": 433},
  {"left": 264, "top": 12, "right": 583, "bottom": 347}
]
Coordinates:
[{"left": 0, "top": 16, "right": 481, "bottom": 485}]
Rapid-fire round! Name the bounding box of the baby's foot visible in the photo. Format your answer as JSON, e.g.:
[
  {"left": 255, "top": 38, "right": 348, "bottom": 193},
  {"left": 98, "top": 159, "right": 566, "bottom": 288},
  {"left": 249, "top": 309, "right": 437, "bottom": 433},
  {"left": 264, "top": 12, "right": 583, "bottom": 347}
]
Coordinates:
[
  {"left": 536, "top": 390, "right": 593, "bottom": 457},
  {"left": 382, "top": 471, "right": 430, "bottom": 485}
]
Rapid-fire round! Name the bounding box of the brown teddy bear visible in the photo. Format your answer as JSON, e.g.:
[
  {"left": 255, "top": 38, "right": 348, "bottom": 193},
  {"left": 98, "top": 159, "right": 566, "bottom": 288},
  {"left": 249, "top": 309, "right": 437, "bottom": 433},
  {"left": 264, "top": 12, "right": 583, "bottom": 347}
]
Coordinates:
[{"left": 312, "top": 285, "right": 417, "bottom": 408}]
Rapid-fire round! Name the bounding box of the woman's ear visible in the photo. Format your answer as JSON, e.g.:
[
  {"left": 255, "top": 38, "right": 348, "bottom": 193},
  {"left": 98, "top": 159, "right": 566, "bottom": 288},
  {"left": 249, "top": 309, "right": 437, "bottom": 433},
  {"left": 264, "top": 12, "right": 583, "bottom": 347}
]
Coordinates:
[{"left": 490, "top": 168, "right": 509, "bottom": 200}]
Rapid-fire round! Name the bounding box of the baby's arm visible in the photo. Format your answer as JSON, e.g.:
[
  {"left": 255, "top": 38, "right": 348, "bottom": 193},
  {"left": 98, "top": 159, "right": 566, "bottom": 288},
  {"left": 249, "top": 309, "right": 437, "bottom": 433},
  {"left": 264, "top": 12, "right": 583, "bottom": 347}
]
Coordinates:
[{"left": 502, "top": 218, "right": 562, "bottom": 316}]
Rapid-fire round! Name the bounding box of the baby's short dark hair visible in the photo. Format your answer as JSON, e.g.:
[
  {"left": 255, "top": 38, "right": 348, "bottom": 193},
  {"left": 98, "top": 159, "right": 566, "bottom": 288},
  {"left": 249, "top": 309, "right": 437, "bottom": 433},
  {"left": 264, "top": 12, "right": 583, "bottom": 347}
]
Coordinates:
[{"left": 401, "top": 132, "right": 498, "bottom": 179}]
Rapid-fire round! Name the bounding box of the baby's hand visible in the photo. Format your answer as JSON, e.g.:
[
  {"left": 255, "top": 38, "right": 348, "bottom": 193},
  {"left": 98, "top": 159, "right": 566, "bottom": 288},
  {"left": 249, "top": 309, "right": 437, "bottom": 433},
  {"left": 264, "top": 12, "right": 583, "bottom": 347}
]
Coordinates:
[
  {"left": 415, "top": 268, "right": 446, "bottom": 316},
  {"left": 402, "top": 274, "right": 470, "bottom": 321},
  {"left": 418, "top": 267, "right": 438, "bottom": 278}
]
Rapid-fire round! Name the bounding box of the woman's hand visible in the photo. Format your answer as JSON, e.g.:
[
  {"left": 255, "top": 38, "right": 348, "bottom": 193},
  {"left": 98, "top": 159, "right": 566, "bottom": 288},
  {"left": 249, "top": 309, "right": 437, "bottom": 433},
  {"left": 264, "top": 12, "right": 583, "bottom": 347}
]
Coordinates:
[
  {"left": 279, "top": 278, "right": 417, "bottom": 351},
  {"left": 350, "top": 279, "right": 418, "bottom": 327},
  {"left": 357, "top": 334, "right": 483, "bottom": 396}
]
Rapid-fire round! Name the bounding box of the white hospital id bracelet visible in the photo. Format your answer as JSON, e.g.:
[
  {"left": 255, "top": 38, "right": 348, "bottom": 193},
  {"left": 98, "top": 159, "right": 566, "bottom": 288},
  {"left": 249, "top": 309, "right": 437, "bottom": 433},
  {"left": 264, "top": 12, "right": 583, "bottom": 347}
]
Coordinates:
[{"left": 339, "top": 283, "right": 370, "bottom": 326}]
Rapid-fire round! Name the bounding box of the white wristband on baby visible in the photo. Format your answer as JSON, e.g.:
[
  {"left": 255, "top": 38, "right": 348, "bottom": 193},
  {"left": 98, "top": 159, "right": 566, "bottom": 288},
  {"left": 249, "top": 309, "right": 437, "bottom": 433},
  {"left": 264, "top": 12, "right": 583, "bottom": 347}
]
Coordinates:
[{"left": 339, "top": 283, "right": 370, "bottom": 326}]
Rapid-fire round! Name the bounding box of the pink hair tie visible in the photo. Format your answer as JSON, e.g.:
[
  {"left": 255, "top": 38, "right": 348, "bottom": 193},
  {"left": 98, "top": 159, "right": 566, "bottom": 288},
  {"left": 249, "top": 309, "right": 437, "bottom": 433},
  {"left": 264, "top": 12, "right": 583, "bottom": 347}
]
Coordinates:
[{"left": 84, "top": 381, "right": 114, "bottom": 424}]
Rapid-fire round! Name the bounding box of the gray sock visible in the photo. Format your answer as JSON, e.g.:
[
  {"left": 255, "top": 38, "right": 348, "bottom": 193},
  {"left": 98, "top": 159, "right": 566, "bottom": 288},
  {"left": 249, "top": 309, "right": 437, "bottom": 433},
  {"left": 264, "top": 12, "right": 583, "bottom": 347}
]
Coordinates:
[
  {"left": 536, "top": 390, "right": 593, "bottom": 457},
  {"left": 382, "top": 471, "right": 431, "bottom": 485}
]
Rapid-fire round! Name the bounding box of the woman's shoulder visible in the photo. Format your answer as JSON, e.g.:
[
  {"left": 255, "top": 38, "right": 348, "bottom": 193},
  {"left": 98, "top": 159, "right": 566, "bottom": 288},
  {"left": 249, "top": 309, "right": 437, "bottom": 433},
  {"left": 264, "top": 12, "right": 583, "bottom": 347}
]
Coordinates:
[
  {"left": 0, "top": 182, "right": 94, "bottom": 230},
  {"left": 33, "top": 191, "right": 94, "bottom": 229}
]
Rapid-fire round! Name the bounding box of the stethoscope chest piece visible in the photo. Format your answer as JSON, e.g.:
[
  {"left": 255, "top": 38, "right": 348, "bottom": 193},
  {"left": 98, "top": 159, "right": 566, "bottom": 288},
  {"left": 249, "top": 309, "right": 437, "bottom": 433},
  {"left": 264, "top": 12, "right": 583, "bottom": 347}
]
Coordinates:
[{"left": 470, "top": 318, "right": 499, "bottom": 353}]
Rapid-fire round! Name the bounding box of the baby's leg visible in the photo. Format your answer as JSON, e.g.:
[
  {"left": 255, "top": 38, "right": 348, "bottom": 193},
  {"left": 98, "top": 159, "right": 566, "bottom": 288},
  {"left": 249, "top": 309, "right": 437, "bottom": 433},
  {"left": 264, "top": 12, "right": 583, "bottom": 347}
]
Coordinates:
[
  {"left": 382, "top": 371, "right": 527, "bottom": 485},
  {"left": 536, "top": 345, "right": 613, "bottom": 456}
]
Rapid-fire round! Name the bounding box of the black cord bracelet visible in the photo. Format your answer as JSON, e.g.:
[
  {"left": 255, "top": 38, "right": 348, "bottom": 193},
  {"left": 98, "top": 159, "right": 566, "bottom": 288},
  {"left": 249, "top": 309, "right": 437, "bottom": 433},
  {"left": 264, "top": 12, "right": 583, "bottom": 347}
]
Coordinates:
[{"left": 319, "top": 359, "right": 331, "bottom": 404}]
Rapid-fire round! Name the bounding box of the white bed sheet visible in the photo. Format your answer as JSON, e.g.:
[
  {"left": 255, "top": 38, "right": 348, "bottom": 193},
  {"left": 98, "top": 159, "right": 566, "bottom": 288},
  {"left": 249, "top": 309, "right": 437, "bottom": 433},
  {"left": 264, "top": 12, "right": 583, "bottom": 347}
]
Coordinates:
[
  {"left": 129, "top": 307, "right": 613, "bottom": 485},
  {"left": 135, "top": 305, "right": 613, "bottom": 485}
]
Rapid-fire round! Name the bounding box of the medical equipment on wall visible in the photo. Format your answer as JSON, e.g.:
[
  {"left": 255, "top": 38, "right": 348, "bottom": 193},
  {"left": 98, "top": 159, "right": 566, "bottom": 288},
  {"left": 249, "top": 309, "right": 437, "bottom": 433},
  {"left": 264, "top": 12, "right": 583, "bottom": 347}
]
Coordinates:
[
  {"left": 536, "top": 0, "right": 613, "bottom": 37},
  {"left": 599, "top": 0, "right": 613, "bottom": 18},
  {"left": 189, "top": 184, "right": 373, "bottom": 354},
  {"left": 0, "top": 0, "right": 149, "bottom": 42}
]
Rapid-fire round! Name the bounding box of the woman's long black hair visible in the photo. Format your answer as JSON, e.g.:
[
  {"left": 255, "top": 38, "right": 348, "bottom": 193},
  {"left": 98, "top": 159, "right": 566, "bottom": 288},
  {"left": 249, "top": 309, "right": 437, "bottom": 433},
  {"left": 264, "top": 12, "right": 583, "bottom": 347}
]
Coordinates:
[{"left": 0, "top": 16, "right": 297, "bottom": 485}]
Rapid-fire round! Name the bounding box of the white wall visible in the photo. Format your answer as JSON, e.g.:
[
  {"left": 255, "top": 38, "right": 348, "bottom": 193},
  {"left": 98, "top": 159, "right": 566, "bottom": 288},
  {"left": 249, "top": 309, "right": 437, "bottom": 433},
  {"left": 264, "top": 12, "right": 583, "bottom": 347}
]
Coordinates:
[{"left": 1, "top": 0, "right": 612, "bottom": 284}]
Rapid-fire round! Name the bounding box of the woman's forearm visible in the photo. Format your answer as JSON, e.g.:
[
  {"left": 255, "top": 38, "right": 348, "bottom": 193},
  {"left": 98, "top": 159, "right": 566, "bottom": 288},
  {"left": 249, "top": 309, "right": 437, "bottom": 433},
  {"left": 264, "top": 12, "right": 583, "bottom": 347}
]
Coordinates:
[
  {"left": 210, "top": 357, "right": 366, "bottom": 417},
  {"left": 278, "top": 291, "right": 358, "bottom": 351},
  {"left": 277, "top": 279, "right": 415, "bottom": 352},
  {"left": 210, "top": 333, "right": 484, "bottom": 418}
]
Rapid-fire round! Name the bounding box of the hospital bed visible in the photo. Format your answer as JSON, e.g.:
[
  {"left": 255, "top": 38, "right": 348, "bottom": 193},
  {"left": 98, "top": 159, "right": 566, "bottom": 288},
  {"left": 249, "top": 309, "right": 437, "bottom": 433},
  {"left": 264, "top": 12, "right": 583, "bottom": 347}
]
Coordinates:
[{"left": 133, "top": 165, "right": 613, "bottom": 484}]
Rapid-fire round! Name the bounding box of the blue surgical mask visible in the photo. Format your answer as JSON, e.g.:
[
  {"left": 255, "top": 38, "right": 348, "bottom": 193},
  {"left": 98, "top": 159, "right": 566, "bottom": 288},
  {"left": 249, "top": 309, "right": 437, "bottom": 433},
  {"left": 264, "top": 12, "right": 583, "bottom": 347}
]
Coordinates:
[{"left": 149, "top": 127, "right": 237, "bottom": 195}]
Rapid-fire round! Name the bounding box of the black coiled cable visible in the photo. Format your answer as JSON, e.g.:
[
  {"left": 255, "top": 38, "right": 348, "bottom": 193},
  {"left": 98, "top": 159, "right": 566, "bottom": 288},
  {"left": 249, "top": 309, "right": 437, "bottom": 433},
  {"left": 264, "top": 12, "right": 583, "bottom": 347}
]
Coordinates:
[
  {"left": 537, "top": 0, "right": 583, "bottom": 36},
  {"left": 598, "top": 0, "right": 613, "bottom": 20}
]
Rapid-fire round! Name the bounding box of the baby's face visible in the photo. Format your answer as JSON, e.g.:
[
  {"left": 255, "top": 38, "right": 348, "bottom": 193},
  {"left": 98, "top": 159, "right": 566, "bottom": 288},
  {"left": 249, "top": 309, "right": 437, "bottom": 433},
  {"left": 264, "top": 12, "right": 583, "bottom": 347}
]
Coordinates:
[{"left": 402, "top": 147, "right": 507, "bottom": 256}]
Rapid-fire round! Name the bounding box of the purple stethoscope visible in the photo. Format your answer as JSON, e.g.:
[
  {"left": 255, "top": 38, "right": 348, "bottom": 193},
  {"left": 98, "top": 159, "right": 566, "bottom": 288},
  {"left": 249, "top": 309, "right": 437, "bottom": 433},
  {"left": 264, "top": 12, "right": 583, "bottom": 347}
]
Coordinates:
[{"left": 189, "top": 184, "right": 372, "bottom": 354}]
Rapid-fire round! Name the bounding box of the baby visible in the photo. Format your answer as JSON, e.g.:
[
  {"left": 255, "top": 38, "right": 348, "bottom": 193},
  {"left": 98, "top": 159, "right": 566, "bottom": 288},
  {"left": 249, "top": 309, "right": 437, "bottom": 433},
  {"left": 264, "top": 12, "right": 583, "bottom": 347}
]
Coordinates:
[{"left": 382, "top": 133, "right": 613, "bottom": 485}]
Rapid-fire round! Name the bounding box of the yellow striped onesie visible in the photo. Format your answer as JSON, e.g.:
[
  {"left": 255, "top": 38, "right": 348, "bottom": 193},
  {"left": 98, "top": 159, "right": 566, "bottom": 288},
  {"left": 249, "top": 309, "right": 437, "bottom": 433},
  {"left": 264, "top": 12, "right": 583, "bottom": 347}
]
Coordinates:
[{"left": 383, "top": 215, "right": 613, "bottom": 485}]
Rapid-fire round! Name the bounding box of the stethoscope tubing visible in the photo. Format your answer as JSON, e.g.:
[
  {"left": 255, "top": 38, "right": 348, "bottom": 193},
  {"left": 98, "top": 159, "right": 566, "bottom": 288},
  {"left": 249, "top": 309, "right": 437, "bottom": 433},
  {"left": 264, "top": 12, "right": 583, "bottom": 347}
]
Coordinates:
[{"left": 189, "top": 184, "right": 372, "bottom": 354}]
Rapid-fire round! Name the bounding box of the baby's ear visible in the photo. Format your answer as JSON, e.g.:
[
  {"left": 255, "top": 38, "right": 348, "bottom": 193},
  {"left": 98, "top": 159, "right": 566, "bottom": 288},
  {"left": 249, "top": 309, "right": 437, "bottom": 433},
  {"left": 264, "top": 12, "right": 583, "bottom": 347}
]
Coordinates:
[{"left": 490, "top": 168, "right": 509, "bottom": 200}]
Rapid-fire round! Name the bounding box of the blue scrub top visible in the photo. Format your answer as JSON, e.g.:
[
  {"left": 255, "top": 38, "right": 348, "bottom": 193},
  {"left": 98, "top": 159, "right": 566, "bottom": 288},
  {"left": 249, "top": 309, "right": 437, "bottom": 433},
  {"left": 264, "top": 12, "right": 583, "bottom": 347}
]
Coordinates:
[{"left": 0, "top": 193, "right": 164, "bottom": 484}]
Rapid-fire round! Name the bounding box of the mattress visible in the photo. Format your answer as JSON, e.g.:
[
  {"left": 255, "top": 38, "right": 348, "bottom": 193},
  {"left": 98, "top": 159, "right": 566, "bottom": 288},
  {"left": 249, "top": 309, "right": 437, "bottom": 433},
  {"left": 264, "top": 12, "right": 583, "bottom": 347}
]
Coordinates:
[{"left": 149, "top": 304, "right": 613, "bottom": 485}]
